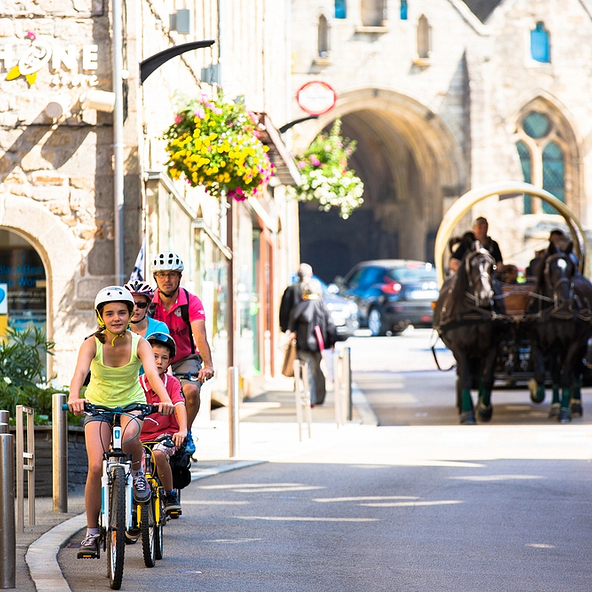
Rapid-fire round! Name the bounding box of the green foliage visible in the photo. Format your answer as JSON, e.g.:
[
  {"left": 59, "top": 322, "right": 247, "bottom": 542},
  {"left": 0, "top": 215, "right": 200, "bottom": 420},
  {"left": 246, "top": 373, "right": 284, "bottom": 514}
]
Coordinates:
[
  {"left": 289, "top": 119, "right": 364, "bottom": 219},
  {"left": 0, "top": 327, "right": 68, "bottom": 425}
]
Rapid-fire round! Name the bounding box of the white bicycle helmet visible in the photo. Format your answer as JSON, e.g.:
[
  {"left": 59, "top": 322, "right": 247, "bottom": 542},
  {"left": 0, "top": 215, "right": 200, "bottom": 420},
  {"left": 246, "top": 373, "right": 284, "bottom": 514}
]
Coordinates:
[
  {"left": 123, "top": 280, "right": 154, "bottom": 299},
  {"left": 151, "top": 252, "right": 184, "bottom": 273},
  {"left": 94, "top": 285, "right": 135, "bottom": 311}
]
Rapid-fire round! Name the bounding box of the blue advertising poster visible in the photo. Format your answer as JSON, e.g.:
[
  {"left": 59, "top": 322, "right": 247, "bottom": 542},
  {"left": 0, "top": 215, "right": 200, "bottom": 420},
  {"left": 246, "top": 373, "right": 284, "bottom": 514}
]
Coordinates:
[{"left": 0, "top": 231, "right": 47, "bottom": 333}]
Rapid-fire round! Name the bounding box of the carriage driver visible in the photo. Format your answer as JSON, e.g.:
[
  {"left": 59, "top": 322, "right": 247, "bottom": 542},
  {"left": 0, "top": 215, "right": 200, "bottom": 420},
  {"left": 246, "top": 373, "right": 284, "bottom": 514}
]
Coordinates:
[{"left": 449, "top": 216, "right": 504, "bottom": 274}]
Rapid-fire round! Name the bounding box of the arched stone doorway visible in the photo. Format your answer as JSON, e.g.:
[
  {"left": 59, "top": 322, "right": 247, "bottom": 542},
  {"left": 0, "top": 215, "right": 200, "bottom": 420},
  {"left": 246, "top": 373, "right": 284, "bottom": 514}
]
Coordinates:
[
  {"left": 0, "top": 194, "right": 82, "bottom": 382},
  {"left": 295, "top": 88, "right": 466, "bottom": 283}
]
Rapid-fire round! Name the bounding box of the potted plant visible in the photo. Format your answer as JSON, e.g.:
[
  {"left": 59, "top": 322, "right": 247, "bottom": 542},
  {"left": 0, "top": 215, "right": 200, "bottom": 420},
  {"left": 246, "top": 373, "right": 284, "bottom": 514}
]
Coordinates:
[
  {"left": 289, "top": 119, "right": 364, "bottom": 219},
  {"left": 163, "top": 93, "right": 275, "bottom": 201}
]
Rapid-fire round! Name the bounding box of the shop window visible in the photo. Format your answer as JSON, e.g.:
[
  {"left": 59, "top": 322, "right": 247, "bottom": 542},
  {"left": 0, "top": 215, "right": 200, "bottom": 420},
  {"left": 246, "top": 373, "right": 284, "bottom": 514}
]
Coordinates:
[
  {"left": 530, "top": 21, "right": 550, "bottom": 63},
  {"left": 400, "top": 0, "right": 408, "bottom": 20},
  {"left": 0, "top": 229, "right": 47, "bottom": 340},
  {"left": 318, "top": 14, "right": 329, "bottom": 57},
  {"left": 361, "top": 0, "right": 386, "bottom": 27},
  {"left": 417, "top": 14, "right": 430, "bottom": 59},
  {"left": 516, "top": 140, "right": 533, "bottom": 214},
  {"left": 335, "top": 0, "right": 346, "bottom": 19}
]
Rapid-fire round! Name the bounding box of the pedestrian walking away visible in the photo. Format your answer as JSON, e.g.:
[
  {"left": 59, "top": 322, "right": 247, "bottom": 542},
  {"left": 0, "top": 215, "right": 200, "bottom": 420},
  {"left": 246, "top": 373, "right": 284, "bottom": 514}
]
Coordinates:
[
  {"left": 279, "top": 262, "right": 314, "bottom": 333},
  {"left": 67, "top": 286, "right": 174, "bottom": 558},
  {"left": 288, "top": 279, "right": 336, "bottom": 406},
  {"left": 148, "top": 251, "right": 215, "bottom": 455}
]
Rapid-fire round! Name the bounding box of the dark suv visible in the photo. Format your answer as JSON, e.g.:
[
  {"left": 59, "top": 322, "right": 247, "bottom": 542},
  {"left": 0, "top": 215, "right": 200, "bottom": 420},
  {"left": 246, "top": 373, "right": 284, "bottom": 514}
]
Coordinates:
[{"left": 338, "top": 260, "right": 438, "bottom": 336}]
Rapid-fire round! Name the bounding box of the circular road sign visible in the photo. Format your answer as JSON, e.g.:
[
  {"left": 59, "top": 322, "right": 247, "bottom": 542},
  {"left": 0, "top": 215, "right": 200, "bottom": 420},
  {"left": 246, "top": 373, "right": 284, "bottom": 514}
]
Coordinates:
[{"left": 296, "top": 81, "right": 337, "bottom": 116}]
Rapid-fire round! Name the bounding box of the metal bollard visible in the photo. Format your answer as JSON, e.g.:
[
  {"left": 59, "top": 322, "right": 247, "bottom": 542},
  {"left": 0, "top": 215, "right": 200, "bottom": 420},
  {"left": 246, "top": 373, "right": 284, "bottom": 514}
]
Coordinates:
[
  {"left": 52, "top": 394, "right": 68, "bottom": 513},
  {"left": 0, "top": 411, "right": 8, "bottom": 426},
  {"left": 342, "top": 347, "right": 352, "bottom": 422},
  {"left": 15, "top": 405, "right": 35, "bottom": 533},
  {"left": 0, "top": 433, "right": 15, "bottom": 588},
  {"left": 0, "top": 424, "right": 7, "bottom": 434},
  {"left": 228, "top": 366, "right": 240, "bottom": 458}
]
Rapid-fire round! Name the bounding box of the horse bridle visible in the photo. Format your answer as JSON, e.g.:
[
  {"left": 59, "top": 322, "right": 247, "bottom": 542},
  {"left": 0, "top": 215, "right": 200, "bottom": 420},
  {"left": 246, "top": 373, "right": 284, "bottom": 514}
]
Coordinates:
[
  {"left": 543, "top": 253, "right": 574, "bottom": 299},
  {"left": 464, "top": 248, "right": 495, "bottom": 305}
]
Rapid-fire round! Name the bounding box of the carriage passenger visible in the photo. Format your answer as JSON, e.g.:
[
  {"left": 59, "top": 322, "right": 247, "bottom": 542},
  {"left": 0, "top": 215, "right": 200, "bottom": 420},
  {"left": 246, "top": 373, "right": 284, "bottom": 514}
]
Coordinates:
[{"left": 449, "top": 217, "right": 504, "bottom": 274}]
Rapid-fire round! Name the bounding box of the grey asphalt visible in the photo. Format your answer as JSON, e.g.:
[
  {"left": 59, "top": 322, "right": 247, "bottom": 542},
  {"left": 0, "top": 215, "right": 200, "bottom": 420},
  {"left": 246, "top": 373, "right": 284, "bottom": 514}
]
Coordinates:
[{"left": 14, "top": 375, "right": 375, "bottom": 592}]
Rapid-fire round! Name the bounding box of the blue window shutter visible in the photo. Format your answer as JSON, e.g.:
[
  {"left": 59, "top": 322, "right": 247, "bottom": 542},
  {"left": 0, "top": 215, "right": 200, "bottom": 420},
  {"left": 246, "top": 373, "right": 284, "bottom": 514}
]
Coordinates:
[{"left": 531, "top": 22, "right": 550, "bottom": 63}]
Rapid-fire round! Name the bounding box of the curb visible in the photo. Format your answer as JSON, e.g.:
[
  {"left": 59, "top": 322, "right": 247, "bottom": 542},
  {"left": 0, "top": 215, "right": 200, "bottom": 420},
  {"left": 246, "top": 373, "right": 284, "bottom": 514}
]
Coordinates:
[{"left": 25, "top": 460, "right": 267, "bottom": 592}]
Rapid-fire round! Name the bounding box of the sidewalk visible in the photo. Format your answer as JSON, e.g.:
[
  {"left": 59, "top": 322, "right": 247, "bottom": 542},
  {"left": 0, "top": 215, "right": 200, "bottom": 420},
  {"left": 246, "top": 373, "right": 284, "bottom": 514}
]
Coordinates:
[{"left": 15, "top": 375, "right": 375, "bottom": 592}]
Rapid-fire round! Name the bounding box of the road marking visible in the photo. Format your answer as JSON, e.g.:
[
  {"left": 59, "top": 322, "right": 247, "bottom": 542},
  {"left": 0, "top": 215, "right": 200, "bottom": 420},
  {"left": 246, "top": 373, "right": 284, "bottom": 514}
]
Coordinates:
[
  {"left": 361, "top": 500, "right": 463, "bottom": 507},
  {"left": 236, "top": 516, "right": 378, "bottom": 522},
  {"left": 313, "top": 496, "right": 418, "bottom": 502}
]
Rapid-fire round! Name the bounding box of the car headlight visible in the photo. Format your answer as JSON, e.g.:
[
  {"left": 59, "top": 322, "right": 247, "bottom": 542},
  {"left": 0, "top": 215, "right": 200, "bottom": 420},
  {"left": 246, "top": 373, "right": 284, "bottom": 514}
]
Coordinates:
[{"left": 347, "top": 301, "right": 358, "bottom": 315}]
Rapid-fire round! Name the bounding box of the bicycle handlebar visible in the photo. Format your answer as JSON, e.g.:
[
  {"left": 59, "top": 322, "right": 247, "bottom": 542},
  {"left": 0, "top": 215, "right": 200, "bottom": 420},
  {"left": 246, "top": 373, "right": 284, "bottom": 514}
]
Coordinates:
[
  {"left": 172, "top": 371, "right": 201, "bottom": 381},
  {"left": 62, "top": 402, "right": 159, "bottom": 417}
]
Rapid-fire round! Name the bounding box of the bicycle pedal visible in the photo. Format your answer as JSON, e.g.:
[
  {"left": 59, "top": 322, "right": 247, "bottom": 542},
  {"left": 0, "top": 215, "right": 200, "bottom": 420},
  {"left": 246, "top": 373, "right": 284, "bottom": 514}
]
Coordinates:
[
  {"left": 167, "top": 509, "right": 182, "bottom": 519},
  {"left": 77, "top": 549, "right": 100, "bottom": 559}
]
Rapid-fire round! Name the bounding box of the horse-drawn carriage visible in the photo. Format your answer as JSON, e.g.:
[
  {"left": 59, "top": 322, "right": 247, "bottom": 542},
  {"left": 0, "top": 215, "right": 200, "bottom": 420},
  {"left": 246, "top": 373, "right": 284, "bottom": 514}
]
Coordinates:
[{"left": 433, "top": 182, "right": 592, "bottom": 424}]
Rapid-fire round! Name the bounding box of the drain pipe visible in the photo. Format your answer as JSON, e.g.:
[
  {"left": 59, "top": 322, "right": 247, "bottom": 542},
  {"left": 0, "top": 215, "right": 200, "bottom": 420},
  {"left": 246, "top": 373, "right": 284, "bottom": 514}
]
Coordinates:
[{"left": 112, "top": 0, "right": 125, "bottom": 284}]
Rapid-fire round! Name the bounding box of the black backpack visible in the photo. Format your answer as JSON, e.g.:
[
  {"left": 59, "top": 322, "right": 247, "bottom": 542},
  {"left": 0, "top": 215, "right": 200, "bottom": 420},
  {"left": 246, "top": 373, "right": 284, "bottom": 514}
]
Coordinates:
[
  {"left": 169, "top": 444, "right": 192, "bottom": 489},
  {"left": 147, "top": 288, "right": 195, "bottom": 355}
]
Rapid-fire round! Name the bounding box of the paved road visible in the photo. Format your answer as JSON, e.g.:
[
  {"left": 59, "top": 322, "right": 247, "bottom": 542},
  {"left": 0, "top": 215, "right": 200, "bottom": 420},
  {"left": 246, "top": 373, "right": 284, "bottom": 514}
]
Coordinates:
[{"left": 59, "top": 329, "right": 592, "bottom": 591}]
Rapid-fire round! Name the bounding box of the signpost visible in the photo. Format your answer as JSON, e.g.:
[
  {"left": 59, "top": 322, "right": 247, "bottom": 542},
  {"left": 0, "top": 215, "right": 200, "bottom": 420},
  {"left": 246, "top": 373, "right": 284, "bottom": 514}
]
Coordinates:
[{"left": 296, "top": 80, "right": 337, "bottom": 116}]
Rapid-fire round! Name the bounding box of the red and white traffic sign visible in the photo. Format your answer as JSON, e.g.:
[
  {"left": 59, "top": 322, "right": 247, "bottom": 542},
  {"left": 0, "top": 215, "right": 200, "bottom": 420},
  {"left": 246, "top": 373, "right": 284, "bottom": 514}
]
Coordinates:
[{"left": 296, "top": 81, "right": 337, "bottom": 115}]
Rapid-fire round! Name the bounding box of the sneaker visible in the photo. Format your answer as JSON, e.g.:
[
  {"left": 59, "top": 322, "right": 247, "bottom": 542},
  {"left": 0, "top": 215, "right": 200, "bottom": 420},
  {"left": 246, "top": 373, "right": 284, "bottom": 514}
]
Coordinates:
[
  {"left": 77, "top": 533, "right": 100, "bottom": 559},
  {"left": 184, "top": 431, "right": 196, "bottom": 456},
  {"left": 133, "top": 473, "right": 151, "bottom": 503},
  {"left": 164, "top": 491, "right": 182, "bottom": 512}
]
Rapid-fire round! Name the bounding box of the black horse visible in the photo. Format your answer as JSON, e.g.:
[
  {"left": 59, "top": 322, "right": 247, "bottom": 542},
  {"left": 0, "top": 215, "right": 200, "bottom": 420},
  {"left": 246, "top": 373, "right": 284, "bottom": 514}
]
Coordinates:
[
  {"left": 524, "top": 243, "right": 591, "bottom": 423},
  {"left": 434, "top": 242, "right": 506, "bottom": 425}
]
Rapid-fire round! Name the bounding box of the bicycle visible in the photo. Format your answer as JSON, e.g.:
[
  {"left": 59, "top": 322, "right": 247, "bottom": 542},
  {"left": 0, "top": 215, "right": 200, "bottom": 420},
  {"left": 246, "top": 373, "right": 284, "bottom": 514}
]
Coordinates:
[
  {"left": 69, "top": 401, "right": 158, "bottom": 590},
  {"left": 137, "top": 434, "right": 177, "bottom": 567}
]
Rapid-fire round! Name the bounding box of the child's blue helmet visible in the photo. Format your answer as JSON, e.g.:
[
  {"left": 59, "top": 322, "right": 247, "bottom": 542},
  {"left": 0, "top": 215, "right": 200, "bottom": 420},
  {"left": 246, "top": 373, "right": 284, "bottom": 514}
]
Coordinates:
[{"left": 146, "top": 332, "right": 176, "bottom": 358}]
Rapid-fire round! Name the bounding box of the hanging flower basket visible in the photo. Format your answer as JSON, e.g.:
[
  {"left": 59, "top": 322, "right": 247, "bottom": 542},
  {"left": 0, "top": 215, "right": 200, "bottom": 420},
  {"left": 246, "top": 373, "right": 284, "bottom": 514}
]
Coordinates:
[
  {"left": 289, "top": 119, "right": 364, "bottom": 219},
  {"left": 163, "top": 93, "right": 274, "bottom": 201}
]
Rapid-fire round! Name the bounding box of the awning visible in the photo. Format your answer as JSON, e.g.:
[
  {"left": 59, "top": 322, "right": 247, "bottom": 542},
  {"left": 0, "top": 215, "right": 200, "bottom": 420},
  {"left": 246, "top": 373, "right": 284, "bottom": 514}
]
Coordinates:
[{"left": 255, "top": 113, "right": 301, "bottom": 187}]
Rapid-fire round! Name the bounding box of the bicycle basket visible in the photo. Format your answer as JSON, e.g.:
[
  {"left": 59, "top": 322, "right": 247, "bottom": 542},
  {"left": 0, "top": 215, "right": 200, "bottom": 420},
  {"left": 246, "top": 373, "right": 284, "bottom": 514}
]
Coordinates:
[{"left": 169, "top": 445, "right": 192, "bottom": 489}]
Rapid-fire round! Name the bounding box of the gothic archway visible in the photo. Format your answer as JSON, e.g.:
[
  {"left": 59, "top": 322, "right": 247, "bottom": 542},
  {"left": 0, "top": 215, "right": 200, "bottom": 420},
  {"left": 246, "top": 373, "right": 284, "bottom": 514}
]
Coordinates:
[{"left": 293, "top": 88, "right": 466, "bottom": 282}]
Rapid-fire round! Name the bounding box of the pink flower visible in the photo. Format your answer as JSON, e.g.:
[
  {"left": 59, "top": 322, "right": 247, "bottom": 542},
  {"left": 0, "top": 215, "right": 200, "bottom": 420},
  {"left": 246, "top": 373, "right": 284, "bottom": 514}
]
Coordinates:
[
  {"left": 174, "top": 115, "right": 183, "bottom": 124},
  {"left": 309, "top": 155, "right": 321, "bottom": 167},
  {"left": 297, "top": 160, "right": 306, "bottom": 169},
  {"left": 194, "top": 108, "right": 205, "bottom": 119},
  {"left": 212, "top": 107, "right": 223, "bottom": 115}
]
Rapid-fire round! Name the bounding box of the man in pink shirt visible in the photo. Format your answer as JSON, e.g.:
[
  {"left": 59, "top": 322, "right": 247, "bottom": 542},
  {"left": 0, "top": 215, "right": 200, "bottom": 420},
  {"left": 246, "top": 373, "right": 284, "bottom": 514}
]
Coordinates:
[{"left": 149, "top": 252, "right": 215, "bottom": 455}]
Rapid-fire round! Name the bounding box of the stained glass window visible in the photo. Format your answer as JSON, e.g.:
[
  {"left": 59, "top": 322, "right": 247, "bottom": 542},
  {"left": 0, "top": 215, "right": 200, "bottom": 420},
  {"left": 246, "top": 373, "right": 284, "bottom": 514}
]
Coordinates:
[
  {"left": 516, "top": 141, "right": 533, "bottom": 214},
  {"left": 523, "top": 112, "right": 550, "bottom": 139},
  {"left": 542, "top": 141, "right": 564, "bottom": 214}
]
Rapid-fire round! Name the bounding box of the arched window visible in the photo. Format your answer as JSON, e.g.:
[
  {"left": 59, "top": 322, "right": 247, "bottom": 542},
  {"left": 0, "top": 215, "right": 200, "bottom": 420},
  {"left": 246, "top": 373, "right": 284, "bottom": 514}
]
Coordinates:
[
  {"left": 516, "top": 140, "right": 533, "bottom": 214},
  {"left": 515, "top": 110, "right": 568, "bottom": 215},
  {"left": 400, "top": 0, "right": 408, "bottom": 20},
  {"left": 361, "top": 0, "right": 385, "bottom": 27},
  {"left": 417, "top": 14, "right": 430, "bottom": 59},
  {"left": 335, "top": 0, "right": 346, "bottom": 19},
  {"left": 531, "top": 21, "right": 550, "bottom": 63},
  {"left": 542, "top": 141, "right": 564, "bottom": 213},
  {"left": 318, "top": 15, "right": 329, "bottom": 57}
]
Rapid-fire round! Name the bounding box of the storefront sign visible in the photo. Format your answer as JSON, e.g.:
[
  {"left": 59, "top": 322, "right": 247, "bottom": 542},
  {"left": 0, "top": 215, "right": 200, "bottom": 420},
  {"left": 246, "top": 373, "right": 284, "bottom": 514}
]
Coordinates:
[
  {"left": 1, "top": 31, "right": 99, "bottom": 87},
  {"left": 296, "top": 81, "right": 337, "bottom": 115}
]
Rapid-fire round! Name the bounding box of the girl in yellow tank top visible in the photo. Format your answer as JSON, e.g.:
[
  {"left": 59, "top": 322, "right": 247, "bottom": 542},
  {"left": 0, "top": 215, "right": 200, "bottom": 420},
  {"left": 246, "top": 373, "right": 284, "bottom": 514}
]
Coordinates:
[{"left": 68, "top": 286, "right": 174, "bottom": 557}]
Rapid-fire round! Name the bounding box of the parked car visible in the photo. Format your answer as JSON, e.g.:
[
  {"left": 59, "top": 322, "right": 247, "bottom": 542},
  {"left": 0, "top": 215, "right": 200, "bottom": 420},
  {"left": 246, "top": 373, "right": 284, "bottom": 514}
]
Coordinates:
[
  {"left": 315, "top": 276, "right": 359, "bottom": 340},
  {"left": 337, "top": 260, "right": 438, "bottom": 336}
]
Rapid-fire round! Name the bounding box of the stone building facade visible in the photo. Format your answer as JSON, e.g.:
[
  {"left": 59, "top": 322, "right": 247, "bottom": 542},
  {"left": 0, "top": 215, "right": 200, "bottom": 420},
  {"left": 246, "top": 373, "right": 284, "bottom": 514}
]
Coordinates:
[
  {"left": 0, "top": 0, "right": 298, "bottom": 396},
  {"left": 290, "top": 0, "right": 592, "bottom": 281}
]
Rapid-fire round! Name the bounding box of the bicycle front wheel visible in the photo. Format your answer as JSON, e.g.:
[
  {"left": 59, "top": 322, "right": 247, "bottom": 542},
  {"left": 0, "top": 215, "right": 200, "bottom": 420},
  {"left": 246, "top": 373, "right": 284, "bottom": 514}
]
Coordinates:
[
  {"left": 141, "top": 496, "right": 156, "bottom": 567},
  {"left": 107, "top": 466, "right": 127, "bottom": 589},
  {"left": 154, "top": 490, "right": 165, "bottom": 560}
]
